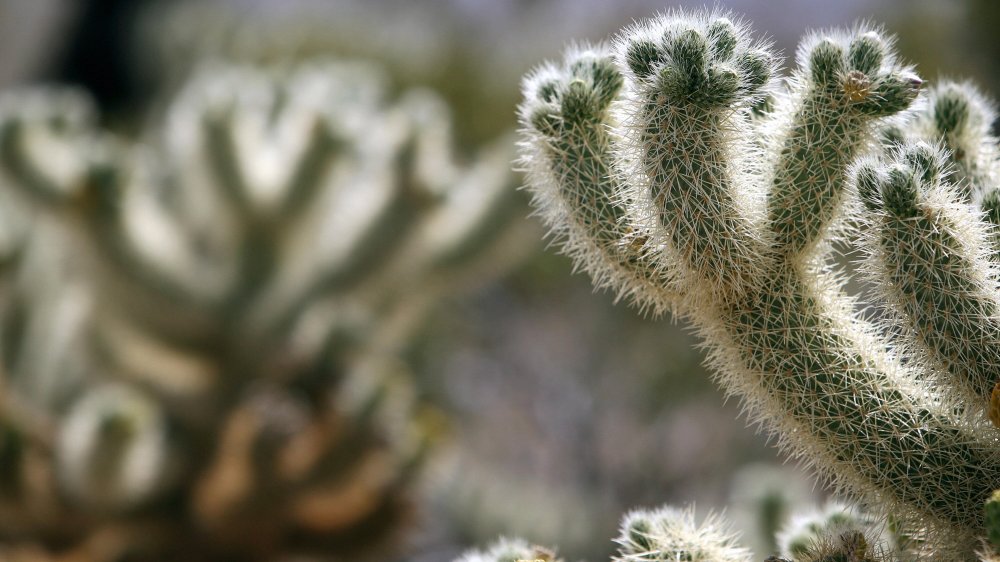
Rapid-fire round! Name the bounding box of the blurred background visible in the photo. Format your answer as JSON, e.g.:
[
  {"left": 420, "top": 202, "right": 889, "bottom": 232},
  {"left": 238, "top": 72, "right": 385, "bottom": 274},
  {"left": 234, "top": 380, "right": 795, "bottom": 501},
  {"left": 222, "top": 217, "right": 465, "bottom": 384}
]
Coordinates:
[{"left": 0, "top": 0, "right": 997, "bottom": 560}]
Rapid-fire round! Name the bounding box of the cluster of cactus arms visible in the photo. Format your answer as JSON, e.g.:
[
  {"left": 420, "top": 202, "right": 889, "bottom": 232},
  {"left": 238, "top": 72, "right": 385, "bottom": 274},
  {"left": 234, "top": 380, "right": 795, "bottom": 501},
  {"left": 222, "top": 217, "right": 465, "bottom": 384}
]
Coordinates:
[
  {"left": 492, "top": 8, "right": 1000, "bottom": 562},
  {"left": 0, "top": 59, "right": 518, "bottom": 561}
]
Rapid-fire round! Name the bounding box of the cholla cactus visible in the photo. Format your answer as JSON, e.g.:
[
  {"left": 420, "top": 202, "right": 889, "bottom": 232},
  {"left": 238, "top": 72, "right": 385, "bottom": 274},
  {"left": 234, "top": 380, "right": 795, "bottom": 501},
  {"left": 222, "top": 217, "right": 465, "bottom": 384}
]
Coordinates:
[
  {"left": 615, "top": 506, "right": 752, "bottom": 562},
  {"left": 455, "top": 501, "right": 907, "bottom": 562},
  {"left": 518, "top": 8, "right": 1000, "bottom": 560},
  {"left": 0, "top": 59, "right": 518, "bottom": 561},
  {"left": 453, "top": 506, "right": 749, "bottom": 562},
  {"left": 777, "top": 502, "right": 896, "bottom": 561},
  {"left": 454, "top": 538, "right": 561, "bottom": 562}
]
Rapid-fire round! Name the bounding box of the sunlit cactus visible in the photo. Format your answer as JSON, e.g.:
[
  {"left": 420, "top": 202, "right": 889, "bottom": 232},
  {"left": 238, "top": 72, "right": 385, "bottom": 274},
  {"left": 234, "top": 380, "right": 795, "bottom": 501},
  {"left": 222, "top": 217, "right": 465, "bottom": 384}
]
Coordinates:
[
  {"left": 776, "top": 502, "right": 896, "bottom": 561},
  {"left": 0, "top": 58, "right": 519, "bottom": 561},
  {"left": 453, "top": 507, "right": 750, "bottom": 562},
  {"left": 454, "top": 500, "right": 908, "bottom": 562},
  {"left": 516, "top": 8, "right": 1000, "bottom": 560},
  {"left": 614, "top": 506, "right": 752, "bottom": 562},
  {"left": 519, "top": 43, "right": 683, "bottom": 314},
  {"left": 854, "top": 140, "right": 1000, "bottom": 411}
]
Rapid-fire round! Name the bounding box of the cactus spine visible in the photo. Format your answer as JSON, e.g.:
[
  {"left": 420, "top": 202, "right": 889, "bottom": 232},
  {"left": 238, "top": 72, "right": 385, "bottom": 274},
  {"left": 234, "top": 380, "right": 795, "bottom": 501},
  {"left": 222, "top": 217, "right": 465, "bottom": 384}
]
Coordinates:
[{"left": 518, "top": 9, "right": 1000, "bottom": 559}]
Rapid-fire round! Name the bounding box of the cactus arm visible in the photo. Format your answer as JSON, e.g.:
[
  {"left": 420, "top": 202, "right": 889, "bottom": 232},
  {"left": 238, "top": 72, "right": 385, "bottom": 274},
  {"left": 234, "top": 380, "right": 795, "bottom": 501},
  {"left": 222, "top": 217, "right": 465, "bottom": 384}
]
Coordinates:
[
  {"left": 408, "top": 139, "right": 519, "bottom": 272},
  {"left": 767, "top": 29, "right": 921, "bottom": 258},
  {"left": 0, "top": 119, "right": 76, "bottom": 205},
  {"left": 199, "top": 112, "right": 281, "bottom": 313},
  {"left": 912, "top": 82, "right": 1000, "bottom": 203},
  {"left": 313, "top": 134, "right": 433, "bottom": 292},
  {"left": 613, "top": 17, "right": 998, "bottom": 550},
  {"left": 616, "top": 14, "right": 775, "bottom": 298},
  {"left": 55, "top": 384, "right": 172, "bottom": 511},
  {"left": 899, "top": 82, "right": 1000, "bottom": 259},
  {"left": 275, "top": 120, "right": 339, "bottom": 221},
  {"left": 855, "top": 142, "right": 1000, "bottom": 408},
  {"left": 520, "top": 14, "right": 1000, "bottom": 555},
  {"left": 519, "top": 44, "right": 681, "bottom": 313},
  {"left": 201, "top": 110, "right": 258, "bottom": 219},
  {"left": 0, "top": 91, "right": 97, "bottom": 205},
  {"left": 776, "top": 502, "right": 895, "bottom": 560},
  {"left": 712, "top": 262, "right": 998, "bottom": 546},
  {"left": 176, "top": 67, "right": 343, "bottom": 314},
  {"left": 201, "top": 110, "right": 339, "bottom": 225}
]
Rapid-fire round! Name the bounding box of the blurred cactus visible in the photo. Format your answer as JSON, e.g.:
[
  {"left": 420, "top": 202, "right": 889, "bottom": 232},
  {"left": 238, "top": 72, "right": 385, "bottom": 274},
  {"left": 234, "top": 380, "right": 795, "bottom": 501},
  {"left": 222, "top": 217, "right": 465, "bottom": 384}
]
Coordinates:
[
  {"left": 0, "top": 58, "right": 519, "bottom": 561},
  {"left": 453, "top": 500, "right": 899, "bottom": 562},
  {"left": 454, "top": 538, "right": 560, "bottom": 562},
  {"left": 512, "top": 7, "right": 1000, "bottom": 560},
  {"left": 729, "top": 463, "right": 817, "bottom": 556}
]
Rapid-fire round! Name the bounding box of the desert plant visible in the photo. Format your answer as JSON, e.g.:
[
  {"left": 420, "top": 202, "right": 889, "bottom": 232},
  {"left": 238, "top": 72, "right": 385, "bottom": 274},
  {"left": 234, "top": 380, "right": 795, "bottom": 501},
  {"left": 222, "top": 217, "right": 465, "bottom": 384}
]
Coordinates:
[
  {"left": 504, "top": 8, "right": 1000, "bottom": 561},
  {"left": 455, "top": 538, "right": 560, "bottom": 562},
  {"left": 776, "top": 502, "right": 896, "bottom": 561},
  {"left": 0, "top": 59, "right": 520, "bottom": 561}
]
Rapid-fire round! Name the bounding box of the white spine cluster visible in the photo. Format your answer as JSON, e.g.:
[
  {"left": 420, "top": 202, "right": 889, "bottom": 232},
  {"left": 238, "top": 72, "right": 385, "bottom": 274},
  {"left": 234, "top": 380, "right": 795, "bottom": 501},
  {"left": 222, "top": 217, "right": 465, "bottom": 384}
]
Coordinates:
[{"left": 615, "top": 506, "right": 752, "bottom": 562}]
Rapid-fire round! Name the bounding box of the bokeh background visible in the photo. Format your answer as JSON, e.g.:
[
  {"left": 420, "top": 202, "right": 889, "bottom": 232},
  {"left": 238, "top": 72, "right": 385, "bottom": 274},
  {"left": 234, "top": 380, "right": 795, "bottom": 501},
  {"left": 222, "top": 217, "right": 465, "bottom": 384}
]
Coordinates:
[{"left": 1, "top": 0, "right": 996, "bottom": 560}]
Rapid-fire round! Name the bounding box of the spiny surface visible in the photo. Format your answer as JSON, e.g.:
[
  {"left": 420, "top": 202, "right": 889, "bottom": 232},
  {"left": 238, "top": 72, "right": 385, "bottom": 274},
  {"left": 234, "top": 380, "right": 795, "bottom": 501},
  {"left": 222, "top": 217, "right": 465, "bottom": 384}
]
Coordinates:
[
  {"left": 855, "top": 142, "right": 1000, "bottom": 409},
  {"left": 615, "top": 506, "right": 752, "bottom": 562},
  {"left": 615, "top": 12, "right": 776, "bottom": 299},
  {"left": 519, "top": 44, "right": 680, "bottom": 313},
  {"left": 766, "top": 27, "right": 920, "bottom": 259},
  {"left": 519, "top": 10, "right": 999, "bottom": 558}
]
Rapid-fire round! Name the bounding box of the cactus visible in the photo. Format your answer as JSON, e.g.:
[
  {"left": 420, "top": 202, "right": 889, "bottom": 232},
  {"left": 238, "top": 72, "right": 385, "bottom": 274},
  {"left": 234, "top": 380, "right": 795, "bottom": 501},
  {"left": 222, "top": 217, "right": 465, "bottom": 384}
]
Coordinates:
[
  {"left": 516, "top": 8, "right": 1000, "bottom": 560},
  {"left": 729, "top": 463, "right": 818, "bottom": 556},
  {"left": 777, "top": 503, "right": 896, "bottom": 561},
  {"left": 455, "top": 538, "right": 560, "bottom": 562},
  {"left": 454, "top": 501, "right": 905, "bottom": 562},
  {"left": 454, "top": 506, "right": 750, "bottom": 562},
  {"left": 0, "top": 59, "right": 518, "bottom": 561},
  {"left": 615, "top": 506, "right": 753, "bottom": 562},
  {"left": 854, "top": 139, "right": 1000, "bottom": 409}
]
